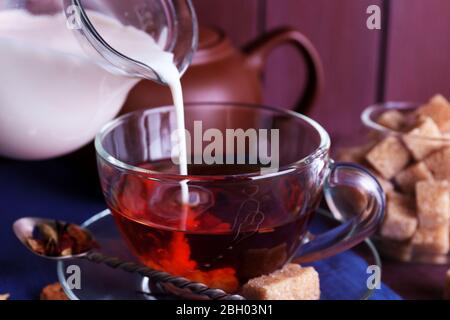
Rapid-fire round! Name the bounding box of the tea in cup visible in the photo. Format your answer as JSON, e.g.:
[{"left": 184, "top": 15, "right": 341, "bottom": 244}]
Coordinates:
[{"left": 95, "top": 103, "right": 385, "bottom": 292}]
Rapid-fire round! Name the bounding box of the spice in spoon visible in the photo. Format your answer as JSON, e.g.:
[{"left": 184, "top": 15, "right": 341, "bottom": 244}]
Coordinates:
[{"left": 26, "top": 221, "right": 97, "bottom": 257}]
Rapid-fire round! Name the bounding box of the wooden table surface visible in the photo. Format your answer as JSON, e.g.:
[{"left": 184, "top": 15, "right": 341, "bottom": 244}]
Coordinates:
[{"left": 382, "top": 260, "right": 449, "bottom": 300}]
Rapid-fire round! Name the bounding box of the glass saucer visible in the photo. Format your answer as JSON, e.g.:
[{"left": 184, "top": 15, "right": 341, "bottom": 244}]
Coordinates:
[{"left": 57, "top": 209, "right": 381, "bottom": 300}]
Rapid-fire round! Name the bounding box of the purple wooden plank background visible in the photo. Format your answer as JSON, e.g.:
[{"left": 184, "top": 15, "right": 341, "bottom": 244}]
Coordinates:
[
  {"left": 385, "top": 0, "right": 450, "bottom": 102},
  {"left": 194, "top": 0, "right": 385, "bottom": 142},
  {"left": 193, "top": 0, "right": 262, "bottom": 46},
  {"left": 194, "top": 0, "right": 450, "bottom": 140},
  {"left": 264, "top": 0, "right": 384, "bottom": 142}
]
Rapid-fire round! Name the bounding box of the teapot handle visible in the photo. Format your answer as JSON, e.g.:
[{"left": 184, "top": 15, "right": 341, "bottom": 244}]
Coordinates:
[{"left": 244, "top": 27, "right": 324, "bottom": 115}]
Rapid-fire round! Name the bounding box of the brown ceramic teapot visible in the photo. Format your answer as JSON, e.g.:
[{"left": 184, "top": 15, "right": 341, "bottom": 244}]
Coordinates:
[{"left": 123, "top": 26, "right": 323, "bottom": 115}]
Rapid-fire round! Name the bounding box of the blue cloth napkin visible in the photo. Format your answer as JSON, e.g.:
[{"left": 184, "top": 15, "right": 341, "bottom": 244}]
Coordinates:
[{"left": 0, "top": 156, "right": 401, "bottom": 300}]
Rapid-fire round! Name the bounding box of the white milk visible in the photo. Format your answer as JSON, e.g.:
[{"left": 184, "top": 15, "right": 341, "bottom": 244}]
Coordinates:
[
  {"left": 0, "top": 10, "right": 190, "bottom": 203},
  {"left": 0, "top": 10, "right": 140, "bottom": 160},
  {"left": 91, "top": 13, "right": 190, "bottom": 204}
]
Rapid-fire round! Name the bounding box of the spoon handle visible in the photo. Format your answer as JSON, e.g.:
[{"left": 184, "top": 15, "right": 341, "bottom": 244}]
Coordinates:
[{"left": 84, "top": 251, "right": 244, "bottom": 300}]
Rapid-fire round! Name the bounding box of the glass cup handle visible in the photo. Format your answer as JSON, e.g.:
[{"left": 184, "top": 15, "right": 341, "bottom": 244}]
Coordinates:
[{"left": 293, "top": 162, "right": 385, "bottom": 264}]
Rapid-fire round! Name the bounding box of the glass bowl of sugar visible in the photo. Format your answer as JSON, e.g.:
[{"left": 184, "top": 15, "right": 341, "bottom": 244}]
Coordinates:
[{"left": 337, "top": 95, "right": 450, "bottom": 264}]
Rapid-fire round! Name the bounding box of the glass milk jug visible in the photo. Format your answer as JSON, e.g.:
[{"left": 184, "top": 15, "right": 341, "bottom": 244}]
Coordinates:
[{"left": 0, "top": 0, "right": 197, "bottom": 160}]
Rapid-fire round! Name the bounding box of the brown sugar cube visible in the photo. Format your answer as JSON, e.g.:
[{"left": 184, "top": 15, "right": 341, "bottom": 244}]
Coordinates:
[
  {"left": 412, "top": 224, "right": 449, "bottom": 255},
  {"left": 394, "top": 162, "right": 434, "bottom": 193},
  {"left": 366, "top": 136, "right": 411, "bottom": 179},
  {"left": 40, "top": 283, "right": 69, "bottom": 300},
  {"left": 241, "top": 243, "right": 287, "bottom": 280},
  {"left": 368, "top": 169, "right": 394, "bottom": 193},
  {"left": 336, "top": 142, "right": 375, "bottom": 164},
  {"left": 378, "top": 239, "right": 413, "bottom": 262},
  {"left": 241, "top": 264, "right": 320, "bottom": 300},
  {"left": 0, "top": 293, "right": 9, "bottom": 300},
  {"left": 381, "top": 193, "right": 417, "bottom": 241},
  {"left": 424, "top": 147, "right": 450, "bottom": 180},
  {"left": 377, "top": 110, "right": 406, "bottom": 131},
  {"left": 373, "top": 173, "right": 394, "bottom": 194},
  {"left": 416, "top": 180, "right": 450, "bottom": 229},
  {"left": 441, "top": 132, "right": 450, "bottom": 145},
  {"left": 444, "top": 270, "right": 450, "bottom": 300},
  {"left": 402, "top": 117, "right": 443, "bottom": 160},
  {"left": 417, "top": 94, "right": 450, "bottom": 132}
]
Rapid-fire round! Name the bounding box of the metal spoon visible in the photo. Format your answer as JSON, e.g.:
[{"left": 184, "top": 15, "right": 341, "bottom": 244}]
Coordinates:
[{"left": 13, "top": 217, "right": 244, "bottom": 300}]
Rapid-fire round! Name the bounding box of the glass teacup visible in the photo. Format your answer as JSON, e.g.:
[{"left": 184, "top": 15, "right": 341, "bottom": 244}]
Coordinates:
[{"left": 95, "top": 103, "right": 385, "bottom": 292}]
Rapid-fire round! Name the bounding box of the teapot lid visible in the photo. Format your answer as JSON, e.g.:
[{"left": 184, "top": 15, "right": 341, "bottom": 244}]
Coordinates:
[{"left": 192, "top": 26, "right": 234, "bottom": 65}]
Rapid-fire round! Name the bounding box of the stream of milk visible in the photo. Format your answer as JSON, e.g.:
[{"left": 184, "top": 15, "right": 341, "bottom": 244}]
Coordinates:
[
  {"left": 0, "top": 10, "right": 190, "bottom": 205},
  {"left": 89, "top": 11, "right": 191, "bottom": 205}
]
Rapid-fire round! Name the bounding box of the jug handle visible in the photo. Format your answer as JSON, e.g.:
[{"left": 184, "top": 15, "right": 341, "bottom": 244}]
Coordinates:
[{"left": 243, "top": 27, "right": 324, "bottom": 114}]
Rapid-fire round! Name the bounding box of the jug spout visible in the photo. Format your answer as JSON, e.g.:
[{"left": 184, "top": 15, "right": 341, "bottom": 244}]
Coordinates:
[{"left": 63, "top": 0, "right": 198, "bottom": 84}]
